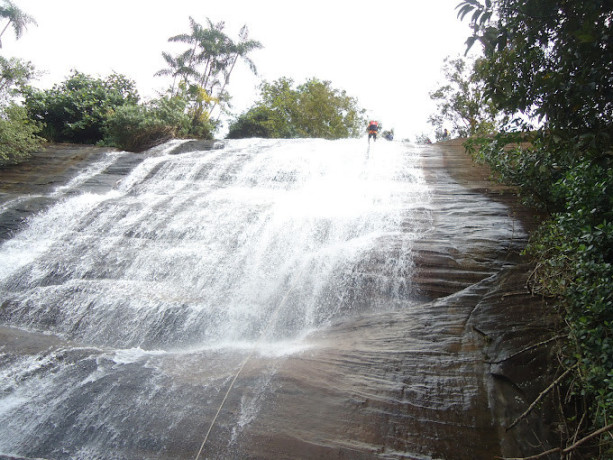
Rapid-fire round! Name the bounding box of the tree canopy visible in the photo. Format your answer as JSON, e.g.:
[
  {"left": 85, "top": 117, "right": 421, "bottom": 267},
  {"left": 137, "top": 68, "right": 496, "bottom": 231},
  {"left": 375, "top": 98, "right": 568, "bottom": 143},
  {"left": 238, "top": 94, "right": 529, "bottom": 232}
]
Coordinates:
[
  {"left": 227, "top": 77, "right": 365, "bottom": 139},
  {"left": 428, "top": 56, "right": 498, "bottom": 139},
  {"left": 460, "top": 0, "right": 613, "bottom": 135},
  {"left": 0, "top": 55, "right": 42, "bottom": 165},
  {"left": 0, "top": 2, "right": 42, "bottom": 165},
  {"left": 156, "top": 17, "right": 262, "bottom": 133},
  {"left": 22, "top": 70, "right": 197, "bottom": 151},
  {"left": 456, "top": 1, "right": 613, "bottom": 453},
  {"left": 24, "top": 71, "right": 140, "bottom": 144}
]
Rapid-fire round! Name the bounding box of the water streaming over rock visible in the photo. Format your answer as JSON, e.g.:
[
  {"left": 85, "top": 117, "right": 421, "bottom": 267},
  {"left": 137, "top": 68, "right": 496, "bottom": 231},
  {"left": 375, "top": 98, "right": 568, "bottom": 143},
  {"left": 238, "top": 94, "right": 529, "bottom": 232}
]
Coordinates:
[{"left": 0, "top": 139, "right": 436, "bottom": 459}]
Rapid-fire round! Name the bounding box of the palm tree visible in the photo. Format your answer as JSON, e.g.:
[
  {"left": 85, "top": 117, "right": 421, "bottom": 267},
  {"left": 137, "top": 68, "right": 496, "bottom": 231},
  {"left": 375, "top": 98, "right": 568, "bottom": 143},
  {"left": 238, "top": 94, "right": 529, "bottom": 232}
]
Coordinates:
[
  {"left": 167, "top": 16, "right": 205, "bottom": 82},
  {"left": 191, "top": 18, "right": 229, "bottom": 95},
  {"left": 211, "top": 25, "right": 262, "bottom": 117},
  {"left": 165, "top": 17, "right": 260, "bottom": 99},
  {"left": 157, "top": 17, "right": 262, "bottom": 129},
  {"left": 167, "top": 17, "right": 227, "bottom": 94},
  {"left": 0, "top": 0, "right": 37, "bottom": 48},
  {"left": 154, "top": 49, "right": 195, "bottom": 95}
]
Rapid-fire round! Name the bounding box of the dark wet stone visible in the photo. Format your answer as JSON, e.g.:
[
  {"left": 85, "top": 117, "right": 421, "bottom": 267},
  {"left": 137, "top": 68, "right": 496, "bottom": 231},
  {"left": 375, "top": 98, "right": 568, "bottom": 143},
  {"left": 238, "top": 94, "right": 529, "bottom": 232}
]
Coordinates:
[
  {"left": 0, "top": 144, "right": 117, "bottom": 241},
  {"left": 77, "top": 153, "right": 148, "bottom": 195},
  {"left": 0, "top": 197, "right": 56, "bottom": 241},
  {"left": 169, "top": 139, "right": 225, "bottom": 155},
  {"left": 0, "top": 144, "right": 149, "bottom": 242},
  {"left": 0, "top": 144, "right": 114, "bottom": 198}
]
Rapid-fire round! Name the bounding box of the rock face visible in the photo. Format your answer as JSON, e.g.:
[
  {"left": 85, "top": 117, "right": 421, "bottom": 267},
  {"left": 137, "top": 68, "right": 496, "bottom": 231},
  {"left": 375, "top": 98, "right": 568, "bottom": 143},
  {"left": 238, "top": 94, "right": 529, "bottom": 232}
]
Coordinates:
[
  {"left": 0, "top": 141, "right": 559, "bottom": 459},
  {"left": 219, "top": 143, "right": 560, "bottom": 460},
  {"left": 0, "top": 144, "right": 144, "bottom": 242}
]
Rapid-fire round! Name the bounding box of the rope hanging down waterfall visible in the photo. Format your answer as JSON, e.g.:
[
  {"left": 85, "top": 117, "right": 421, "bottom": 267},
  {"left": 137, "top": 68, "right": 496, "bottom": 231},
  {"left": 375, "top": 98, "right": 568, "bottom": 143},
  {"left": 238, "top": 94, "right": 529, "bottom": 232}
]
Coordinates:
[{"left": 194, "top": 263, "right": 309, "bottom": 460}]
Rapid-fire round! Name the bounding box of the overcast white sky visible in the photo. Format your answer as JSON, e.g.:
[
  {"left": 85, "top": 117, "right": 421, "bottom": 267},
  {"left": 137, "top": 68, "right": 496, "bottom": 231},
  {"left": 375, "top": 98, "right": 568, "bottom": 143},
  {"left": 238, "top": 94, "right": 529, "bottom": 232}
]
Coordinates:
[{"left": 3, "top": 0, "right": 474, "bottom": 140}]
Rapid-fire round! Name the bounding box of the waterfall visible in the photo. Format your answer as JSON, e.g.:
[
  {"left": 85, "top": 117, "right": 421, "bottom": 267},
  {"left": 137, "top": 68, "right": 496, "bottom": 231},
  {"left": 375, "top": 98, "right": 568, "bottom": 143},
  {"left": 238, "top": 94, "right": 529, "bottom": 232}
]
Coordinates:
[
  {"left": 0, "top": 138, "right": 432, "bottom": 458},
  {"left": 0, "top": 139, "right": 429, "bottom": 350}
]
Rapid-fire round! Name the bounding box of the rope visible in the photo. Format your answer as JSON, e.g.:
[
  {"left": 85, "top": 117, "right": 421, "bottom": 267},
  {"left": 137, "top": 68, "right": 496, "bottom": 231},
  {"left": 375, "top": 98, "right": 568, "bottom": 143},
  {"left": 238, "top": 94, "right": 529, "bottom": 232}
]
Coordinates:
[
  {"left": 194, "top": 264, "right": 308, "bottom": 460},
  {"left": 194, "top": 353, "right": 252, "bottom": 459}
]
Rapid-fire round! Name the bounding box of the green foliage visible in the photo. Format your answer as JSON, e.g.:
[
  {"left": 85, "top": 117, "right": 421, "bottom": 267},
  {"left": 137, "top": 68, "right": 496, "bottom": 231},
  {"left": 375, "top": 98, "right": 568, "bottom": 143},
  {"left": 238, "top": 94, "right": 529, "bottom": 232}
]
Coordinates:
[
  {"left": 465, "top": 132, "right": 569, "bottom": 211},
  {"left": 178, "top": 83, "right": 217, "bottom": 138},
  {"left": 428, "top": 56, "right": 498, "bottom": 138},
  {"left": 525, "top": 160, "right": 613, "bottom": 430},
  {"left": 21, "top": 69, "right": 214, "bottom": 152},
  {"left": 0, "top": 103, "right": 43, "bottom": 165},
  {"left": 227, "top": 77, "right": 365, "bottom": 139},
  {"left": 0, "top": 56, "right": 42, "bottom": 165},
  {"left": 225, "top": 105, "right": 282, "bottom": 139},
  {"left": 24, "top": 71, "right": 139, "bottom": 144},
  {"left": 156, "top": 17, "right": 262, "bottom": 129},
  {"left": 460, "top": 0, "right": 613, "bottom": 133},
  {"left": 103, "top": 95, "right": 197, "bottom": 152},
  {"left": 0, "top": 56, "right": 35, "bottom": 105},
  {"left": 458, "top": 0, "right": 613, "bottom": 448}
]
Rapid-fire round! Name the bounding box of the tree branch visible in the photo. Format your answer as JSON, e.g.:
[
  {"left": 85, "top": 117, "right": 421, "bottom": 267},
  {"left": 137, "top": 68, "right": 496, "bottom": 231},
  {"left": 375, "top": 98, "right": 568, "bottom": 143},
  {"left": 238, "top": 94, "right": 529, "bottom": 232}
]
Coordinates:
[
  {"left": 499, "top": 423, "right": 613, "bottom": 460},
  {"left": 487, "top": 335, "right": 564, "bottom": 364},
  {"left": 506, "top": 364, "right": 578, "bottom": 431}
]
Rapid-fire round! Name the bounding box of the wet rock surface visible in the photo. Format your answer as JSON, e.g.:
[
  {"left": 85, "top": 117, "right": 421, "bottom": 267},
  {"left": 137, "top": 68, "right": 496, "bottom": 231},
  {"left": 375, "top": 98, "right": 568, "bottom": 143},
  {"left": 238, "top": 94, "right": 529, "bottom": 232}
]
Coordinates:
[
  {"left": 218, "top": 143, "right": 560, "bottom": 459},
  {"left": 0, "top": 141, "right": 559, "bottom": 459},
  {"left": 0, "top": 144, "right": 143, "bottom": 243}
]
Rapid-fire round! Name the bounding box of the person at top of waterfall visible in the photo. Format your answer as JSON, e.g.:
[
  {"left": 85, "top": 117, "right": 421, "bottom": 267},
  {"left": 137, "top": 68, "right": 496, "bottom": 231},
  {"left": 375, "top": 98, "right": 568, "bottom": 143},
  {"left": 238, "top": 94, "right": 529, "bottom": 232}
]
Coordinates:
[{"left": 367, "top": 120, "right": 379, "bottom": 142}]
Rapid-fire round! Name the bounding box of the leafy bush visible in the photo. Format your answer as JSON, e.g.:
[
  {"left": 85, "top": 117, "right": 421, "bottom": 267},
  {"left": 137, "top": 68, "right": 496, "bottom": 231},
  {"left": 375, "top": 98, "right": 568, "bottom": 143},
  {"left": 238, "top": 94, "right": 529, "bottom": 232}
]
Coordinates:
[
  {"left": 24, "top": 71, "right": 139, "bottom": 144},
  {"left": 415, "top": 133, "right": 433, "bottom": 144},
  {"left": 103, "top": 95, "right": 194, "bottom": 152},
  {"left": 0, "top": 57, "right": 43, "bottom": 165},
  {"left": 465, "top": 132, "right": 571, "bottom": 211},
  {"left": 179, "top": 84, "right": 216, "bottom": 139},
  {"left": 227, "top": 77, "right": 365, "bottom": 139},
  {"left": 0, "top": 103, "right": 44, "bottom": 165},
  {"left": 526, "top": 160, "right": 613, "bottom": 427},
  {"left": 226, "top": 105, "right": 282, "bottom": 139}
]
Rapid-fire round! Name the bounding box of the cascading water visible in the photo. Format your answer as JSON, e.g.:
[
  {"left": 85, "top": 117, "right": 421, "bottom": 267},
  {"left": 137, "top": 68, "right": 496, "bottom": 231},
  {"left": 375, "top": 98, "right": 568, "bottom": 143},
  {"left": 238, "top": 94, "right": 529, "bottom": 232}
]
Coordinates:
[{"left": 0, "top": 138, "right": 432, "bottom": 459}]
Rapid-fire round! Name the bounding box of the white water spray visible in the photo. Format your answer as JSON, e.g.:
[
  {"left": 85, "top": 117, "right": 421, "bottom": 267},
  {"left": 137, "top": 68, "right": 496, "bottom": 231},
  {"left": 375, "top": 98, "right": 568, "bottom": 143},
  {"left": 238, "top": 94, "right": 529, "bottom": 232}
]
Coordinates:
[
  {"left": 0, "top": 139, "right": 430, "bottom": 351},
  {"left": 0, "top": 138, "right": 436, "bottom": 458}
]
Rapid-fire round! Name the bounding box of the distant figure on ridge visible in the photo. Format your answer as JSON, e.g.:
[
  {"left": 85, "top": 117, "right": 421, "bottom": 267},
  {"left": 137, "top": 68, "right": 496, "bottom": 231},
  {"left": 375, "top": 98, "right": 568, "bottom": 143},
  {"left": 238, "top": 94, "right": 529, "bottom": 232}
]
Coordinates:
[{"left": 367, "top": 120, "right": 379, "bottom": 142}]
